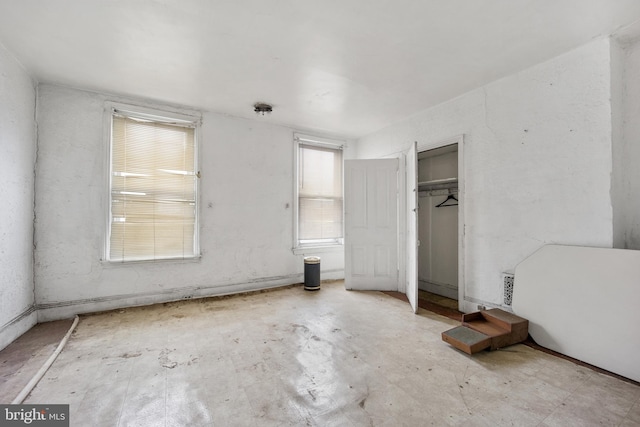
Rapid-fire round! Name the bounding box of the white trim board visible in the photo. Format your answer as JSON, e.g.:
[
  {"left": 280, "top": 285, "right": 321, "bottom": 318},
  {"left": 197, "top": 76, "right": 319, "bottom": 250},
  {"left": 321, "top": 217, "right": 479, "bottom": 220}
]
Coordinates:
[{"left": 512, "top": 245, "right": 640, "bottom": 382}]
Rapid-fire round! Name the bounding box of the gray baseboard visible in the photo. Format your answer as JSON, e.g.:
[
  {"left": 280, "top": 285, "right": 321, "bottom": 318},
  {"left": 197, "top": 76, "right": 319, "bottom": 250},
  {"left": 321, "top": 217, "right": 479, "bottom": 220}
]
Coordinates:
[
  {"left": 0, "top": 306, "right": 37, "bottom": 351},
  {"left": 419, "top": 279, "right": 458, "bottom": 300},
  {"left": 37, "top": 269, "right": 344, "bottom": 322}
]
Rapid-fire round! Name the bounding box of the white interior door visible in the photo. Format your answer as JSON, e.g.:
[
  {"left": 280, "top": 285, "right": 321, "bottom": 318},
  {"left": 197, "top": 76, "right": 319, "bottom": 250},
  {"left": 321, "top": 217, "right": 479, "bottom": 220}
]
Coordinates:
[
  {"left": 405, "top": 142, "right": 418, "bottom": 313},
  {"left": 344, "top": 159, "right": 399, "bottom": 291}
]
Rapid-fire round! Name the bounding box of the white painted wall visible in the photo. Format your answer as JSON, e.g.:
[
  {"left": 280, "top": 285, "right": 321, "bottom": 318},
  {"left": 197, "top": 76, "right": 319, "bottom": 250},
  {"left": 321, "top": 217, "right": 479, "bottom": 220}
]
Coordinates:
[
  {"left": 34, "top": 84, "right": 349, "bottom": 321},
  {"left": 611, "top": 36, "right": 625, "bottom": 250},
  {"left": 612, "top": 34, "right": 640, "bottom": 250},
  {"left": 357, "top": 38, "right": 614, "bottom": 311},
  {"left": 0, "top": 44, "right": 37, "bottom": 349}
]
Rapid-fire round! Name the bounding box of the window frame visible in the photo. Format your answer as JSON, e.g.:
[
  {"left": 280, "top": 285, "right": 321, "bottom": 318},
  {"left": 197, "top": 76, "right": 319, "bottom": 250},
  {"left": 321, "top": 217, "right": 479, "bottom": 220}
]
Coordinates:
[
  {"left": 103, "top": 102, "right": 202, "bottom": 263},
  {"left": 293, "top": 133, "right": 344, "bottom": 254}
]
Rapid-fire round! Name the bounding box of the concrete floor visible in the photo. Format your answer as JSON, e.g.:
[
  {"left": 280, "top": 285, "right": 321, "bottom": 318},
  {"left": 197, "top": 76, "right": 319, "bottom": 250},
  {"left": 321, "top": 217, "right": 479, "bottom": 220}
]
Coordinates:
[{"left": 21, "top": 282, "right": 640, "bottom": 426}]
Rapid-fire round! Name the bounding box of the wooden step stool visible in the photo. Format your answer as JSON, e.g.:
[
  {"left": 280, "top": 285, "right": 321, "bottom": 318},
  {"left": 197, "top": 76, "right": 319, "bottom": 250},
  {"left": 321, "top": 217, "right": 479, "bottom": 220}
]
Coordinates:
[{"left": 442, "top": 308, "right": 528, "bottom": 354}]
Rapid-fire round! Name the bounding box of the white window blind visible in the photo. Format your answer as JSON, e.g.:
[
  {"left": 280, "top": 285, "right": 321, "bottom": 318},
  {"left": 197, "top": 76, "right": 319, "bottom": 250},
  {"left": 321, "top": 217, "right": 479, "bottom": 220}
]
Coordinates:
[
  {"left": 109, "top": 112, "right": 198, "bottom": 262},
  {"left": 298, "top": 143, "right": 343, "bottom": 244}
]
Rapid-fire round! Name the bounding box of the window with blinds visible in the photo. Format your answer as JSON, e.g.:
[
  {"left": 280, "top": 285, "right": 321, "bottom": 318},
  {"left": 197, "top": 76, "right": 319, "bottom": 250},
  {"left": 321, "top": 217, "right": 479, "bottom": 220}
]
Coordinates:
[
  {"left": 108, "top": 109, "right": 199, "bottom": 262},
  {"left": 297, "top": 141, "right": 343, "bottom": 246}
]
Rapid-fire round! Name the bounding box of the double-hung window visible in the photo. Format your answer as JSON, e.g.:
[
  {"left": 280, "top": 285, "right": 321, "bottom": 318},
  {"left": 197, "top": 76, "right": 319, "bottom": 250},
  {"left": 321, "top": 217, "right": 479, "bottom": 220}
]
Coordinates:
[
  {"left": 294, "top": 134, "right": 343, "bottom": 250},
  {"left": 107, "top": 105, "right": 200, "bottom": 262}
]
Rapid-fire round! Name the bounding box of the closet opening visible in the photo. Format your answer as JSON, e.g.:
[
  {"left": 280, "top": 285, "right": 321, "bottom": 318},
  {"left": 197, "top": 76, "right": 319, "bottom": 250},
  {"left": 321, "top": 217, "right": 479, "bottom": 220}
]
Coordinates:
[{"left": 417, "top": 143, "right": 460, "bottom": 315}]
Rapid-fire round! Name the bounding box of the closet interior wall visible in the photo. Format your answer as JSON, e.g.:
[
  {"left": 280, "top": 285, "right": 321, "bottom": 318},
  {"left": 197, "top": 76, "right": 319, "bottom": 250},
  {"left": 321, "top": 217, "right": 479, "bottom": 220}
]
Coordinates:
[{"left": 417, "top": 148, "right": 458, "bottom": 299}]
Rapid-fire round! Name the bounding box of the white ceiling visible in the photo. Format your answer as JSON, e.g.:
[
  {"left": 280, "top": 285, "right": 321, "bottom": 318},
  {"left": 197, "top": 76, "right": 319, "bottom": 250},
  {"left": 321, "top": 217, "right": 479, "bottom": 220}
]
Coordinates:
[{"left": 1, "top": 1, "right": 640, "bottom": 139}]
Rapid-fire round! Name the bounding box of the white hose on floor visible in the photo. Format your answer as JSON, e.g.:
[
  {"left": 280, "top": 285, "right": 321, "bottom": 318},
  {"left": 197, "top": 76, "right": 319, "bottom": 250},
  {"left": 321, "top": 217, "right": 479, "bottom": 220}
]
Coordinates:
[{"left": 11, "top": 315, "right": 80, "bottom": 404}]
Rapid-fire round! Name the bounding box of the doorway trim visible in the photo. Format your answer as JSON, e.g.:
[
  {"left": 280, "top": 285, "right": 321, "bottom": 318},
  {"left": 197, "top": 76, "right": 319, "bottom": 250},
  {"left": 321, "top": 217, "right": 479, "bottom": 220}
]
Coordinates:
[{"left": 415, "top": 134, "right": 465, "bottom": 312}]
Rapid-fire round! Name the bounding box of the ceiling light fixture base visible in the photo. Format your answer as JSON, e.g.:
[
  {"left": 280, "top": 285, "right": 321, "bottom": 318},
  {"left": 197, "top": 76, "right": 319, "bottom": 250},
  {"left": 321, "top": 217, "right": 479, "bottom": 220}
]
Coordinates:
[{"left": 254, "top": 102, "right": 273, "bottom": 115}]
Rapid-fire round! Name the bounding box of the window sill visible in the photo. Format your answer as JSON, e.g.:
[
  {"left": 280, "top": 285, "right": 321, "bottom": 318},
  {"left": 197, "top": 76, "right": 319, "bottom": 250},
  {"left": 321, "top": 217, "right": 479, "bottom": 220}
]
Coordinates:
[
  {"left": 100, "top": 255, "right": 202, "bottom": 267},
  {"left": 292, "top": 245, "right": 343, "bottom": 256}
]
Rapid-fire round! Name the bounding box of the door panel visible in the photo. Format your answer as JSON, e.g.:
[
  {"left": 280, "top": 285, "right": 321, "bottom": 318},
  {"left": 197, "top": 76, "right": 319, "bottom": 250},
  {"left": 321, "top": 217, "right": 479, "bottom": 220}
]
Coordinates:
[
  {"left": 349, "top": 168, "right": 368, "bottom": 227},
  {"left": 374, "top": 246, "right": 392, "bottom": 276},
  {"left": 405, "top": 142, "right": 418, "bottom": 313},
  {"left": 345, "top": 159, "right": 399, "bottom": 291},
  {"left": 351, "top": 246, "right": 367, "bottom": 276}
]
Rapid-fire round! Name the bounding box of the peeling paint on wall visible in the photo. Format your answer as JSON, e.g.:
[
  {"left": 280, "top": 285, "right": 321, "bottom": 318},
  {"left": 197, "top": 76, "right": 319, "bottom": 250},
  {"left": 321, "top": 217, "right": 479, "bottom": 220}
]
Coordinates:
[
  {"left": 33, "top": 85, "right": 352, "bottom": 320},
  {"left": 0, "top": 43, "right": 38, "bottom": 349},
  {"left": 357, "top": 38, "right": 614, "bottom": 311}
]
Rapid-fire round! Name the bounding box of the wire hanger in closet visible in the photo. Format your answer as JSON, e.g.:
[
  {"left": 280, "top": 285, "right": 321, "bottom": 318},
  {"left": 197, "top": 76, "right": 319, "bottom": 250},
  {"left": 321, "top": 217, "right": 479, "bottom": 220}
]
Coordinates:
[{"left": 435, "top": 194, "right": 458, "bottom": 207}]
